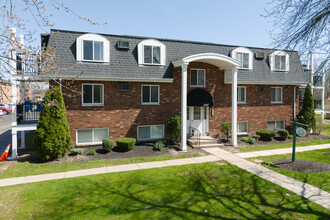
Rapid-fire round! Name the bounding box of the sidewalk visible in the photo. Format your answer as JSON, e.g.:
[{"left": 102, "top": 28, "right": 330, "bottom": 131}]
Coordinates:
[{"left": 203, "top": 147, "right": 330, "bottom": 210}]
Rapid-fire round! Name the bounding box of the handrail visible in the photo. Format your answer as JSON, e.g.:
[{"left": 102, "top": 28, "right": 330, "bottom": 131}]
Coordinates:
[{"left": 189, "top": 126, "right": 201, "bottom": 148}]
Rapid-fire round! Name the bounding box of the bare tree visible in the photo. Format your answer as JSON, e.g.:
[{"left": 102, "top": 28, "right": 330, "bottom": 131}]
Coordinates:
[
  {"left": 264, "top": 0, "right": 329, "bottom": 73},
  {"left": 0, "top": 0, "right": 101, "bottom": 101}
]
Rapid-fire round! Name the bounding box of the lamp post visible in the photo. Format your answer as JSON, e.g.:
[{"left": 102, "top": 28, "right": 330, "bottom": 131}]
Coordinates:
[{"left": 291, "top": 119, "right": 308, "bottom": 162}]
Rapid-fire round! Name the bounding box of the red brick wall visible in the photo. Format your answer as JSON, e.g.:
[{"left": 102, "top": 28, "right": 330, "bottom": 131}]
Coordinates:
[{"left": 54, "top": 61, "right": 299, "bottom": 146}]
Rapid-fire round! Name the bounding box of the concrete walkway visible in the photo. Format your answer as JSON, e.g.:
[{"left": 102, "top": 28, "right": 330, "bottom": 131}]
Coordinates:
[
  {"left": 203, "top": 147, "right": 330, "bottom": 210},
  {"left": 235, "top": 143, "right": 330, "bottom": 158},
  {"left": 0, "top": 155, "right": 220, "bottom": 187}
]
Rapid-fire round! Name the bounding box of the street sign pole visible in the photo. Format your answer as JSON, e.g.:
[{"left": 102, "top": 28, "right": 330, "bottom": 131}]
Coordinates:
[{"left": 291, "top": 119, "right": 308, "bottom": 162}]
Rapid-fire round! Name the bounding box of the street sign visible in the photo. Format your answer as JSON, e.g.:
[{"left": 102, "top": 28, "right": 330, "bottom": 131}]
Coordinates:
[{"left": 291, "top": 119, "right": 308, "bottom": 162}]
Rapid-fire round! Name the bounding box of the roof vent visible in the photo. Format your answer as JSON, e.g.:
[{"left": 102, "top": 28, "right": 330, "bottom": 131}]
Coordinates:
[
  {"left": 255, "top": 52, "right": 264, "bottom": 59},
  {"left": 117, "top": 41, "right": 129, "bottom": 49}
]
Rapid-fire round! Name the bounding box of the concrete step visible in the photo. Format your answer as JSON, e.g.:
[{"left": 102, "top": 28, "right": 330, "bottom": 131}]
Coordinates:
[{"left": 188, "top": 136, "right": 223, "bottom": 148}]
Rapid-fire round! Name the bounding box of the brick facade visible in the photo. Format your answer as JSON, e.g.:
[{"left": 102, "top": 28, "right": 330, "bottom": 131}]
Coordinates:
[{"left": 56, "top": 62, "right": 299, "bottom": 146}]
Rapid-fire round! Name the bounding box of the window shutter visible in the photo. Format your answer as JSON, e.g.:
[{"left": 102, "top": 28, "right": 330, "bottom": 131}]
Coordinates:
[{"left": 76, "top": 39, "right": 82, "bottom": 61}]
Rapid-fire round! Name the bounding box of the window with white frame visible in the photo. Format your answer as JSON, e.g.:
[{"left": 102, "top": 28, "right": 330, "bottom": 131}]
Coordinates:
[
  {"left": 267, "top": 120, "right": 285, "bottom": 131},
  {"left": 238, "top": 121, "right": 249, "bottom": 134},
  {"left": 237, "top": 86, "right": 246, "bottom": 103},
  {"left": 76, "top": 34, "right": 110, "bottom": 62},
  {"left": 144, "top": 45, "right": 160, "bottom": 64},
  {"left": 137, "top": 125, "right": 164, "bottom": 140},
  {"left": 77, "top": 128, "right": 109, "bottom": 144},
  {"left": 190, "top": 69, "right": 205, "bottom": 87},
  {"left": 142, "top": 85, "right": 159, "bottom": 104},
  {"left": 83, "top": 40, "right": 104, "bottom": 61},
  {"left": 270, "top": 51, "right": 289, "bottom": 71},
  {"left": 231, "top": 47, "right": 253, "bottom": 70},
  {"left": 271, "top": 87, "right": 282, "bottom": 103},
  {"left": 82, "top": 84, "right": 104, "bottom": 105},
  {"left": 137, "top": 39, "right": 166, "bottom": 65}
]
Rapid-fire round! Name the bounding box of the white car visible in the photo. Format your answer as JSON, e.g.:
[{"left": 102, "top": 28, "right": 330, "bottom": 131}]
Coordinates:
[
  {"left": 0, "top": 109, "right": 3, "bottom": 117},
  {"left": 0, "top": 103, "right": 12, "bottom": 110}
]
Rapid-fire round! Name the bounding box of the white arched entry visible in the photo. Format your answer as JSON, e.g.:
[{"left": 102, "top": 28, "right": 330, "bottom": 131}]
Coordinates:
[{"left": 172, "top": 53, "right": 240, "bottom": 150}]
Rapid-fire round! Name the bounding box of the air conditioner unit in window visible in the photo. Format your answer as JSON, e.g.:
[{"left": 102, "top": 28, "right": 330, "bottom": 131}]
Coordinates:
[
  {"left": 255, "top": 52, "right": 264, "bottom": 59},
  {"left": 257, "top": 86, "right": 264, "bottom": 92},
  {"left": 117, "top": 41, "right": 129, "bottom": 49}
]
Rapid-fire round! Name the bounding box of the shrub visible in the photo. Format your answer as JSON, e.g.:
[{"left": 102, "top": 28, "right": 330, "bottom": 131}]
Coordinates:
[
  {"left": 34, "top": 86, "right": 72, "bottom": 161},
  {"left": 102, "top": 139, "right": 114, "bottom": 152},
  {"left": 153, "top": 140, "right": 165, "bottom": 151},
  {"left": 116, "top": 137, "right": 136, "bottom": 151},
  {"left": 277, "top": 129, "right": 289, "bottom": 140},
  {"left": 256, "top": 129, "right": 276, "bottom": 141},
  {"left": 313, "top": 123, "right": 324, "bottom": 135},
  {"left": 167, "top": 115, "right": 181, "bottom": 143},
  {"left": 87, "top": 150, "right": 97, "bottom": 155},
  {"left": 296, "top": 84, "right": 316, "bottom": 132},
  {"left": 220, "top": 122, "right": 232, "bottom": 142},
  {"left": 253, "top": 135, "right": 260, "bottom": 141},
  {"left": 288, "top": 134, "right": 293, "bottom": 139},
  {"left": 69, "top": 148, "right": 83, "bottom": 155},
  {"left": 241, "top": 137, "right": 256, "bottom": 144},
  {"left": 26, "top": 131, "right": 36, "bottom": 148}
]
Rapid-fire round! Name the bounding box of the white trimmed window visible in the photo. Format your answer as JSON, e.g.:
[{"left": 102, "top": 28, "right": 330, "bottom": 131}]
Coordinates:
[
  {"left": 237, "top": 86, "right": 246, "bottom": 103},
  {"left": 137, "top": 125, "right": 164, "bottom": 140},
  {"left": 190, "top": 69, "right": 205, "bottom": 87},
  {"left": 141, "top": 85, "right": 159, "bottom": 104},
  {"left": 82, "top": 84, "right": 104, "bottom": 106},
  {"left": 267, "top": 120, "right": 285, "bottom": 131},
  {"left": 138, "top": 39, "right": 166, "bottom": 65},
  {"left": 76, "top": 128, "right": 109, "bottom": 145},
  {"left": 270, "top": 51, "right": 289, "bottom": 71},
  {"left": 238, "top": 121, "right": 249, "bottom": 134},
  {"left": 76, "top": 34, "right": 110, "bottom": 62},
  {"left": 231, "top": 47, "right": 253, "bottom": 70},
  {"left": 271, "top": 87, "right": 283, "bottom": 103}
]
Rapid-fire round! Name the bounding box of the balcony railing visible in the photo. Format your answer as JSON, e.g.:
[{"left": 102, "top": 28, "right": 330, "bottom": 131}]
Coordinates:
[{"left": 16, "top": 102, "right": 42, "bottom": 125}]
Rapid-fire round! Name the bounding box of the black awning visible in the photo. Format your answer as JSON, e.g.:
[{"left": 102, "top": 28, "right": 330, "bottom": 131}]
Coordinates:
[{"left": 187, "top": 89, "right": 214, "bottom": 107}]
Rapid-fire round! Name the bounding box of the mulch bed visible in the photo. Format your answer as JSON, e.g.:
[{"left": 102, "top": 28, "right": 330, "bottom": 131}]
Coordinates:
[
  {"left": 271, "top": 159, "right": 330, "bottom": 173},
  {"left": 15, "top": 143, "right": 207, "bottom": 164}
]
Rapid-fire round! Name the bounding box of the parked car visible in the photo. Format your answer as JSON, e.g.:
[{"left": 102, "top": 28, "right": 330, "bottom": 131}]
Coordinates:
[
  {"left": 0, "top": 109, "right": 3, "bottom": 117},
  {"left": 0, "top": 103, "right": 12, "bottom": 110},
  {"left": 0, "top": 106, "right": 12, "bottom": 114}
]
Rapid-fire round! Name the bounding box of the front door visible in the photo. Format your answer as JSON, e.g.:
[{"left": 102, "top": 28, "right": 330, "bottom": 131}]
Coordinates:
[{"left": 187, "top": 106, "right": 209, "bottom": 136}]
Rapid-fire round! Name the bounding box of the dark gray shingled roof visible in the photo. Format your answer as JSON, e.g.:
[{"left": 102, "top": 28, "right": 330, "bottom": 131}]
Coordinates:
[{"left": 44, "top": 29, "right": 307, "bottom": 84}]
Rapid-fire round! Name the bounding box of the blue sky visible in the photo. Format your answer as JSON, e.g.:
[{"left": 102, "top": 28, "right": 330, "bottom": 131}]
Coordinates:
[{"left": 17, "top": 0, "right": 276, "bottom": 49}]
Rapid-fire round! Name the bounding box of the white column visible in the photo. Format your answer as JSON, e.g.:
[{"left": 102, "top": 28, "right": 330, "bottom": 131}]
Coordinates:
[
  {"left": 231, "top": 68, "right": 238, "bottom": 147},
  {"left": 10, "top": 28, "right": 18, "bottom": 159},
  {"left": 321, "top": 87, "right": 325, "bottom": 123},
  {"left": 11, "top": 129, "right": 17, "bottom": 159},
  {"left": 181, "top": 63, "right": 188, "bottom": 151}
]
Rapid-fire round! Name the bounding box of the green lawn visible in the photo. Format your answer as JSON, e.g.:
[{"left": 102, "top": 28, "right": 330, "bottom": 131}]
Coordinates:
[
  {"left": 249, "top": 149, "right": 330, "bottom": 192},
  {"left": 1, "top": 163, "right": 329, "bottom": 219},
  {"left": 240, "top": 140, "right": 330, "bottom": 152},
  {"left": 0, "top": 153, "right": 199, "bottom": 179}
]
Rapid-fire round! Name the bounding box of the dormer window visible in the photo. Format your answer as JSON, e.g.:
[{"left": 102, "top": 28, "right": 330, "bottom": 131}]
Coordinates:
[
  {"left": 76, "top": 34, "right": 110, "bottom": 62},
  {"left": 144, "top": 45, "right": 160, "bottom": 64},
  {"left": 83, "top": 40, "right": 103, "bottom": 61},
  {"left": 231, "top": 47, "right": 253, "bottom": 70},
  {"left": 138, "top": 39, "right": 166, "bottom": 65},
  {"left": 270, "top": 50, "right": 289, "bottom": 71}
]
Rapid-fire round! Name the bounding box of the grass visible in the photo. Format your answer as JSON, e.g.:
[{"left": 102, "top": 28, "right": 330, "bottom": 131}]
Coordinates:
[
  {"left": 0, "top": 153, "right": 200, "bottom": 179},
  {"left": 240, "top": 139, "right": 330, "bottom": 152},
  {"left": 249, "top": 149, "right": 330, "bottom": 192},
  {"left": 0, "top": 163, "right": 329, "bottom": 219}
]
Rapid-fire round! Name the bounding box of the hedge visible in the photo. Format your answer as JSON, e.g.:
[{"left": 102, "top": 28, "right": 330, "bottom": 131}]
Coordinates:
[
  {"left": 116, "top": 137, "right": 136, "bottom": 151},
  {"left": 256, "top": 129, "right": 276, "bottom": 141}
]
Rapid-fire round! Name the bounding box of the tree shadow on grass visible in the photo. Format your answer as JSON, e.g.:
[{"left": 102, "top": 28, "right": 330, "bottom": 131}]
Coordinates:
[{"left": 36, "top": 164, "right": 330, "bottom": 219}]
